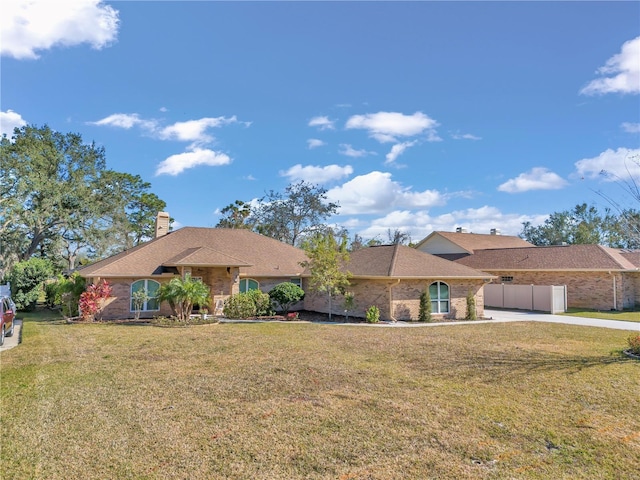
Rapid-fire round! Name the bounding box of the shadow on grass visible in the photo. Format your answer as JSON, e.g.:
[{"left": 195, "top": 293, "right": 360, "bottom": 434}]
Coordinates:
[{"left": 451, "top": 349, "right": 637, "bottom": 380}]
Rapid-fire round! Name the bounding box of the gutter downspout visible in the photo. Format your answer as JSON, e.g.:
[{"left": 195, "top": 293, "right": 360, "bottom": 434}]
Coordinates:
[{"left": 612, "top": 273, "right": 617, "bottom": 311}]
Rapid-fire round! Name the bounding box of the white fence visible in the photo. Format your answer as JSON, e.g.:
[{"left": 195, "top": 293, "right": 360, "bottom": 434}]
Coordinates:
[{"left": 484, "top": 284, "right": 566, "bottom": 313}]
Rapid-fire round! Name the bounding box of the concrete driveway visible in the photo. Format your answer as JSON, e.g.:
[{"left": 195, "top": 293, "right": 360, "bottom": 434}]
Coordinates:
[
  {"left": 0, "top": 319, "right": 22, "bottom": 352},
  {"left": 485, "top": 309, "right": 639, "bottom": 331}
]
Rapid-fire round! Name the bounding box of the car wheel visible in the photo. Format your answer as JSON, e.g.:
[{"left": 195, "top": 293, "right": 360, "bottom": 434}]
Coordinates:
[
  {"left": 6, "top": 320, "right": 14, "bottom": 337},
  {"left": 0, "top": 325, "right": 4, "bottom": 346}
]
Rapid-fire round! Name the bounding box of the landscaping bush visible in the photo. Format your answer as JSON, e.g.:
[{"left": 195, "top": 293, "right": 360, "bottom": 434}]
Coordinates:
[
  {"left": 51, "top": 273, "right": 86, "bottom": 317},
  {"left": 78, "top": 280, "right": 112, "bottom": 321},
  {"left": 366, "top": 305, "right": 380, "bottom": 323},
  {"left": 3, "top": 257, "right": 54, "bottom": 310},
  {"left": 269, "top": 282, "right": 304, "bottom": 313},
  {"left": 223, "top": 290, "right": 272, "bottom": 319},
  {"left": 465, "top": 289, "right": 477, "bottom": 320},
  {"left": 627, "top": 334, "right": 640, "bottom": 355},
  {"left": 418, "top": 290, "right": 432, "bottom": 322}
]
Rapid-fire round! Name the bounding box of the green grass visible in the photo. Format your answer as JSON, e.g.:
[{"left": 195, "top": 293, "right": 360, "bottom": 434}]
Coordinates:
[
  {"left": 1, "top": 309, "right": 639, "bottom": 479},
  {"left": 561, "top": 308, "right": 640, "bottom": 323}
]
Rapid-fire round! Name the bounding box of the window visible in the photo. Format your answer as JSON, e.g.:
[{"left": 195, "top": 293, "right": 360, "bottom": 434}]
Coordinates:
[
  {"left": 131, "top": 279, "right": 160, "bottom": 312},
  {"left": 290, "top": 278, "right": 302, "bottom": 288},
  {"left": 239, "top": 278, "right": 259, "bottom": 293},
  {"left": 429, "top": 281, "right": 450, "bottom": 314},
  {"left": 500, "top": 276, "right": 514, "bottom": 283}
]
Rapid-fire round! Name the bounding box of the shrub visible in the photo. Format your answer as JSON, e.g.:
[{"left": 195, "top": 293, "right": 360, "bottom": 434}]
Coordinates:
[
  {"left": 78, "top": 280, "right": 112, "bottom": 321},
  {"left": 245, "top": 289, "right": 272, "bottom": 316},
  {"left": 465, "top": 290, "right": 477, "bottom": 320},
  {"left": 627, "top": 334, "right": 640, "bottom": 355},
  {"left": 223, "top": 290, "right": 272, "bottom": 319},
  {"left": 53, "top": 273, "right": 86, "bottom": 317},
  {"left": 44, "top": 282, "right": 59, "bottom": 308},
  {"left": 269, "top": 282, "right": 305, "bottom": 313},
  {"left": 4, "top": 258, "right": 54, "bottom": 310},
  {"left": 418, "top": 290, "right": 432, "bottom": 322},
  {"left": 366, "top": 305, "right": 380, "bottom": 323}
]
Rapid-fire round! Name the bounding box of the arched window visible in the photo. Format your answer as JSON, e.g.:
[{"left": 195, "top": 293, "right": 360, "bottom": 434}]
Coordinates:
[
  {"left": 239, "top": 278, "right": 259, "bottom": 293},
  {"left": 131, "top": 279, "right": 160, "bottom": 312},
  {"left": 429, "top": 281, "right": 450, "bottom": 314}
]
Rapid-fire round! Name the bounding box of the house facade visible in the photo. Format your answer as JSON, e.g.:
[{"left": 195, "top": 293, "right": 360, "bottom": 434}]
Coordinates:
[
  {"left": 304, "top": 244, "right": 494, "bottom": 321},
  {"left": 79, "top": 214, "right": 494, "bottom": 321},
  {"left": 79, "top": 219, "right": 309, "bottom": 320},
  {"left": 416, "top": 230, "right": 640, "bottom": 311}
]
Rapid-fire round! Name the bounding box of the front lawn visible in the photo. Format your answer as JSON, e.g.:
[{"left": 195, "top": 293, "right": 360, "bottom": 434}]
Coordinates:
[
  {"left": 561, "top": 308, "right": 640, "bottom": 323},
  {"left": 1, "top": 310, "right": 638, "bottom": 479}
]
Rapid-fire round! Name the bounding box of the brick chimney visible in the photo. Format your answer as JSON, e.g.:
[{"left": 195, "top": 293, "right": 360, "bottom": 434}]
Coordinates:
[{"left": 155, "top": 212, "right": 170, "bottom": 238}]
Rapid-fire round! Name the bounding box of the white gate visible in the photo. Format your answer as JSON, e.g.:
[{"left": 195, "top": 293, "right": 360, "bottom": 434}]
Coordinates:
[{"left": 484, "top": 284, "right": 566, "bottom": 313}]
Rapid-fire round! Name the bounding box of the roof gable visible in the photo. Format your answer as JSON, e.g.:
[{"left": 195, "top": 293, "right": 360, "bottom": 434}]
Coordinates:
[
  {"left": 415, "top": 231, "right": 533, "bottom": 255},
  {"left": 347, "top": 244, "right": 492, "bottom": 278}
]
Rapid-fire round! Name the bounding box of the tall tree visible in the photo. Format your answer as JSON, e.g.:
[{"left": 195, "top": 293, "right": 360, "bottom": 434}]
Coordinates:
[
  {"left": 216, "top": 200, "right": 253, "bottom": 229},
  {"left": 1, "top": 125, "right": 105, "bottom": 271},
  {"left": 300, "top": 230, "right": 351, "bottom": 320},
  {"left": 596, "top": 155, "right": 640, "bottom": 246},
  {"left": 521, "top": 203, "right": 604, "bottom": 246},
  {"left": 1, "top": 125, "right": 168, "bottom": 272},
  {"left": 520, "top": 203, "right": 638, "bottom": 248},
  {"left": 386, "top": 228, "right": 412, "bottom": 245},
  {"left": 250, "top": 181, "right": 339, "bottom": 246}
]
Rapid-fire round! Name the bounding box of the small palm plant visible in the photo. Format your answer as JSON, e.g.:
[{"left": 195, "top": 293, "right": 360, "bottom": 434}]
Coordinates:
[{"left": 158, "top": 274, "right": 211, "bottom": 322}]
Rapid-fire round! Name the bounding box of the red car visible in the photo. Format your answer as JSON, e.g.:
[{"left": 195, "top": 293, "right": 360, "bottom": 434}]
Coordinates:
[{"left": 1, "top": 296, "right": 16, "bottom": 346}]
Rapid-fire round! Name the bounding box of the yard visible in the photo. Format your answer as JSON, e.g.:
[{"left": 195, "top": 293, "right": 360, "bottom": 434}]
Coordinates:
[{"left": 1, "top": 310, "right": 638, "bottom": 479}]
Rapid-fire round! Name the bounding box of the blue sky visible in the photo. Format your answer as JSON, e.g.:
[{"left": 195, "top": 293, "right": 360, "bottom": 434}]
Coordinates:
[{"left": 2, "top": 1, "right": 639, "bottom": 243}]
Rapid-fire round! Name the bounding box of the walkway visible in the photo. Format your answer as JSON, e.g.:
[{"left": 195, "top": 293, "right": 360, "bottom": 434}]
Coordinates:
[{"left": 484, "top": 309, "right": 639, "bottom": 331}]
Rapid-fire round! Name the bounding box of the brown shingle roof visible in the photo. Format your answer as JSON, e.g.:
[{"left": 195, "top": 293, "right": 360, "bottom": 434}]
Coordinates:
[
  {"left": 347, "top": 244, "right": 493, "bottom": 278},
  {"left": 620, "top": 250, "right": 640, "bottom": 268},
  {"left": 79, "top": 227, "right": 308, "bottom": 278},
  {"left": 416, "top": 231, "right": 533, "bottom": 254},
  {"left": 164, "top": 247, "right": 252, "bottom": 267},
  {"left": 455, "top": 244, "right": 639, "bottom": 271}
]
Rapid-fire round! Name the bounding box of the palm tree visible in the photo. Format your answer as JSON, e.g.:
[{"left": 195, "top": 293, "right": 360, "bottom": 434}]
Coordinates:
[{"left": 158, "top": 274, "right": 211, "bottom": 322}]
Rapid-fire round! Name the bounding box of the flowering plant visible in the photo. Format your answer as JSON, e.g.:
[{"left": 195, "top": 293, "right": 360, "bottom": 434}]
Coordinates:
[
  {"left": 627, "top": 334, "right": 640, "bottom": 355},
  {"left": 79, "top": 280, "right": 112, "bottom": 321}
]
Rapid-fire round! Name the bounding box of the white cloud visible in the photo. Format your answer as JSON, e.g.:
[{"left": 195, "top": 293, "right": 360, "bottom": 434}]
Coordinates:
[
  {"left": 574, "top": 147, "right": 640, "bottom": 181},
  {"left": 159, "top": 116, "right": 239, "bottom": 144},
  {"left": 0, "top": 109, "right": 27, "bottom": 137},
  {"left": 308, "top": 116, "right": 335, "bottom": 130},
  {"left": 327, "top": 171, "right": 444, "bottom": 215},
  {"left": 498, "top": 167, "right": 568, "bottom": 193},
  {"left": 339, "top": 144, "right": 375, "bottom": 158},
  {"left": 307, "top": 138, "right": 325, "bottom": 149},
  {"left": 621, "top": 122, "right": 640, "bottom": 133},
  {"left": 345, "top": 111, "right": 439, "bottom": 143},
  {"left": 385, "top": 141, "right": 416, "bottom": 164},
  {"left": 1, "top": 0, "right": 119, "bottom": 60},
  {"left": 580, "top": 36, "right": 640, "bottom": 95},
  {"left": 451, "top": 132, "right": 482, "bottom": 141},
  {"left": 280, "top": 164, "right": 353, "bottom": 183},
  {"left": 354, "top": 206, "right": 547, "bottom": 241},
  {"left": 90, "top": 113, "right": 156, "bottom": 130},
  {"left": 155, "top": 148, "right": 231, "bottom": 176}
]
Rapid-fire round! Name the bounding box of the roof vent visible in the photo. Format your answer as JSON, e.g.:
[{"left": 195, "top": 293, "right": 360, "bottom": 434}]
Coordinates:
[
  {"left": 155, "top": 212, "right": 170, "bottom": 238},
  {"left": 490, "top": 228, "right": 501, "bottom": 235},
  {"left": 455, "top": 227, "right": 468, "bottom": 233}
]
